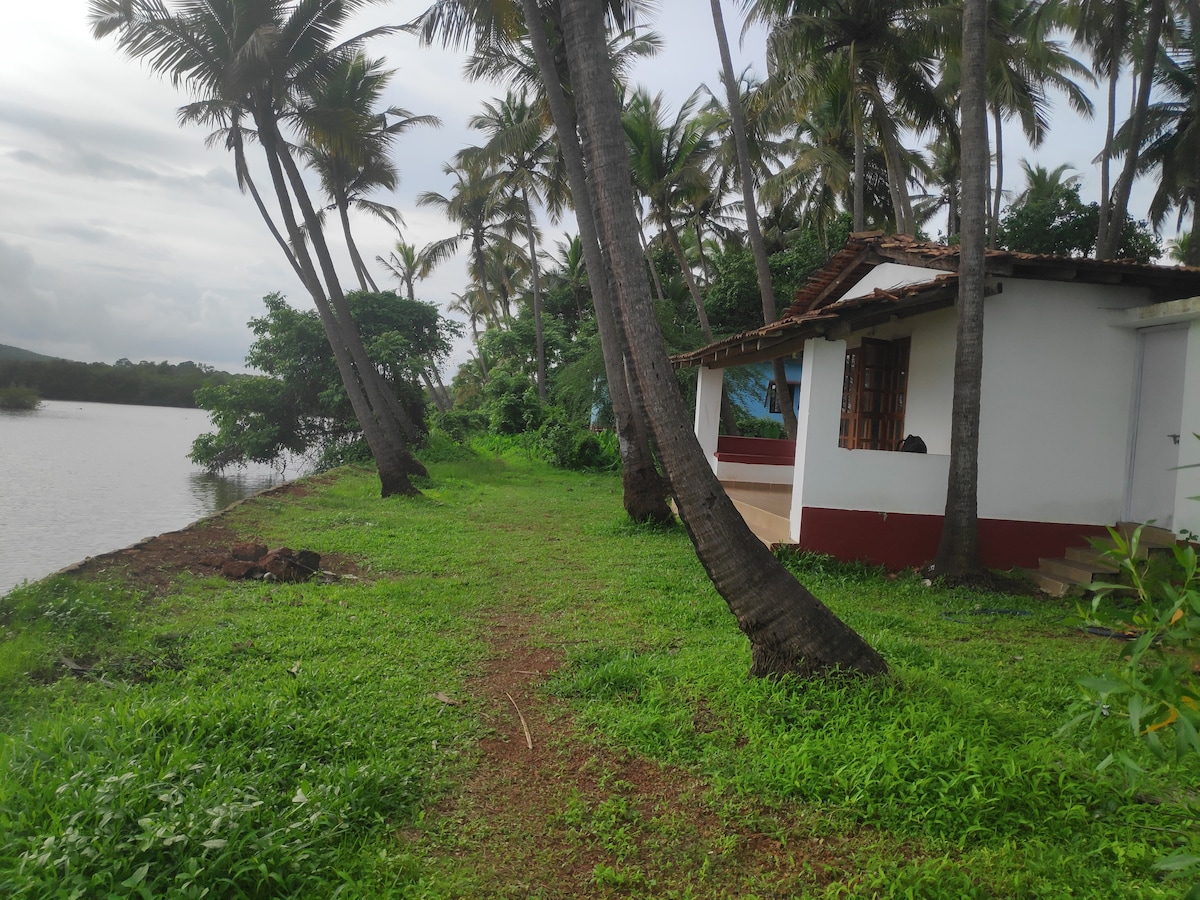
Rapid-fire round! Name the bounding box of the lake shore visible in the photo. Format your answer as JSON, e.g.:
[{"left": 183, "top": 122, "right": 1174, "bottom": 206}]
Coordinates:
[
  {"left": 0, "top": 399, "right": 283, "bottom": 593},
  {"left": 2, "top": 456, "right": 1196, "bottom": 898}
]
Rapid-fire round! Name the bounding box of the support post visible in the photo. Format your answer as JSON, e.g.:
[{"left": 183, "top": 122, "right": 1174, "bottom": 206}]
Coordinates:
[
  {"left": 695, "top": 365, "right": 724, "bottom": 474},
  {"left": 791, "top": 338, "right": 847, "bottom": 542}
]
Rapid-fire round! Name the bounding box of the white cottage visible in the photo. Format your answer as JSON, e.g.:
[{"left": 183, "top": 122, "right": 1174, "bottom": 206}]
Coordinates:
[{"left": 674, "top": 233, "right": 1200, "bottom": 573}]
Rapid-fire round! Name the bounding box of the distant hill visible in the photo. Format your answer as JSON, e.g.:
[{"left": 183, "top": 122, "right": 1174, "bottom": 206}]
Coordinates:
[
  {"left": 0, "top": 344, "right": 60, "bottom": 363},
  {"left": 0, "top": 355, "right": 239, "bottom": 408}
]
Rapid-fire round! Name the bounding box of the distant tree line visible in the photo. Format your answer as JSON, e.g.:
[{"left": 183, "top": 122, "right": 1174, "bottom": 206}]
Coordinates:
[{"left": 0, "top": 358, "right": 237, "bottom": 408}]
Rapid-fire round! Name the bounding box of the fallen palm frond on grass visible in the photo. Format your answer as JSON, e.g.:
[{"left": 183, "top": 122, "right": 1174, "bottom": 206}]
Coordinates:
[{"left": 1, "top": 452, "right": 1197, "bottom": 898}]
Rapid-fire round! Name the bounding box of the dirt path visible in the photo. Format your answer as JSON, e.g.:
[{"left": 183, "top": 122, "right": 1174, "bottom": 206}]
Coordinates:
[
  {"left": 52, "top": 494, "right": 855, "bottom": 897},
  {"left": 418, "top": 609, "right": 852, "bottom": 898}
]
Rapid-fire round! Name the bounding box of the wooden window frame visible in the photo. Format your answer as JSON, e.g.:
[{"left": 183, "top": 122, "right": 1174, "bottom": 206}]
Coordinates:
[{"left": 839, "top": 337, "right": 911, "bottom": 450}]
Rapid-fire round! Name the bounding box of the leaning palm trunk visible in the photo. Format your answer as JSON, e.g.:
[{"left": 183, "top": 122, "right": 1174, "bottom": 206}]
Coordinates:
[
  {"left": 88, "top": 0, "right": 421, "bottom": 497},
  {"left": 520, "top": 0, "right": 672, "bottom": 524},
  {"left": 273, "top": 138, "right": 425, "bottom": 449},
  {"left": 337, "top": 195, "right": 378, "bottom": 292},
  {"left": 259, "top": 116, "right": 427, "bottom": 495},
  {"left": 229, "top": 130, "right": 305, "bottom": 282},
  {"left": 558, "top": 0, "right": 886, "bottom": 677}
]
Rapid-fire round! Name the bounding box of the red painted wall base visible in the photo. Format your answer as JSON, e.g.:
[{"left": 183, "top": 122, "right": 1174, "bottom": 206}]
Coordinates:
[{"left": 798, "top": 507, "right": 1110, "bottom": 570}]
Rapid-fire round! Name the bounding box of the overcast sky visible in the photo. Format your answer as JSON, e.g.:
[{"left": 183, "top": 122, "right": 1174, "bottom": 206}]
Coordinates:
[{"left": 0, "top": 1, "right": 1157, "bottom": 374}]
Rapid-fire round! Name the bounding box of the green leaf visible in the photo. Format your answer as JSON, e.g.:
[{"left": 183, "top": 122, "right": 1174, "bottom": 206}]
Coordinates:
[
  {"left": 1153, "top": 852, "right": 1200, "bottom": 872},
  {"left": 1080, "top": 676, "right": 1128, "bottom": 695},
  {"left": 121, "top": 864, "right": 150, "bottom": 889},
  {"left": 1128, "top": 693, "right": 1144, "bottom": 737}
]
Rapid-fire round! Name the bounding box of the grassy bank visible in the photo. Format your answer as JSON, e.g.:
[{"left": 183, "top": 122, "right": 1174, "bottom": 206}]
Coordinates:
[{"left": 1, "top": 452, "right": 1197, "bottom": 898}]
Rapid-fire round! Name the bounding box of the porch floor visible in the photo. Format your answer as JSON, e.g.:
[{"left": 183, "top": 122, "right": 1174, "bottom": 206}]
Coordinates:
[{"left": 722, "top": 481, "right": 794, "bottom": 546}]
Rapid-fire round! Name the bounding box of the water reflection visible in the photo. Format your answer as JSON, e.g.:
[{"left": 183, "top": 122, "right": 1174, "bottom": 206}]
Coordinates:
[
  {"left": 1, "top": 400, "right": 294, "bottom": 593},
  {"left": 188, "top": 468, "right": 284, "bottom": 511}
]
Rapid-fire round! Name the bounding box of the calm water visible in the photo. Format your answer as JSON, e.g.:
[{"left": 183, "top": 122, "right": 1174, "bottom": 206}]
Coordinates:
[{"left": 0, "top": 400, "right": 287, "bottom": 594}]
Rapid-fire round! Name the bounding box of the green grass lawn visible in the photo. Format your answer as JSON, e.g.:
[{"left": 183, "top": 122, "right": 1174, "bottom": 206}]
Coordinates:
[{"left": 1, "top": 450, "right": 1197, "bottom": 898}]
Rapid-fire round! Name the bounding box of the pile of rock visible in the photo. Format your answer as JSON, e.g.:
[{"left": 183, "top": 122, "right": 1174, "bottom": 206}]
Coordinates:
[{"left": 204, "top": 543, "right": 322, "bottom": 582}]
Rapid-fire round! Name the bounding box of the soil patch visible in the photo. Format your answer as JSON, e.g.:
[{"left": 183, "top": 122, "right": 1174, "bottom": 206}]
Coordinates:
[
  {"left": 56, "top": 482, "right": 362, "bottom": 596},
  {"left": 417, "top": 612, "right": 857, "bottom": 897}
]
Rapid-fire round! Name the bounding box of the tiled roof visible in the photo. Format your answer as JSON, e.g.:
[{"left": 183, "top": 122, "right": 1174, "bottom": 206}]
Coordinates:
[
  {"left": 673, "top": 272, "right": 959, "bottom": 369},
  {"left": 673, "top": 233, "right": 1200, "bottom": 370}
]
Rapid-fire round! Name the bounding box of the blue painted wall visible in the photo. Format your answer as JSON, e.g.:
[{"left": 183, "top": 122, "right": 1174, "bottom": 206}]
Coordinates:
[{"left": 727, "top": 360, "right": 803, "bottom": 422}]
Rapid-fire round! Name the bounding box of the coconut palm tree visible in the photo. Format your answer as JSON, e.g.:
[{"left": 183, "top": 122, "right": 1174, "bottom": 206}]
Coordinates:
[
  {"left": 1099, "top": 0, "right": 1171, "bottom": 256},
  {"left": 514, "top": 0, "right": 673, "bottom": 524},
  {"left": 555, "top": 0, "right": 886, "bottom": 677},
  {"left": 1126, "top": 30, "right": 1200, "bottom": 264},
  {"left": 708, "top": 0, "right": 797, "bottom": 439},
  {"left": 760, "top": 81, "right": 894, "bottom": 242},
  {"left": 377, "top": 238, "right": 435, "bottom": 300},
  {"left": 1012, "top": 159, "right": 1081, "bottom": 205},
  {"left": 89, "top": 0, "right": 426, "bottom": 496},
  {"left": 623, "top": 87, "right": 718, "bottom": 339},
  {"left": 418, "top": 160, "right": 524, "bottom": 329},
  {"left": 412, "top": 0, "right": 673, "bottom": 525},
  {"left": 939, "top": 0, "right": 1094, "bottom": 244},
  {"left": 295, "top": 53, "right": 440, "bottom": 292},
  {"left": 461, "top": 90, "right": 567, "bottom": 400},
  {"left": 1167, "top": 231, "right": 1192, "bottom": 263},
  {"left": 747, "top": 0, "right": 949, "bottom": 236}
]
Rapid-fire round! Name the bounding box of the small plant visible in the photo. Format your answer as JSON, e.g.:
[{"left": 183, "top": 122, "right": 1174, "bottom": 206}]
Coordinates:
[
  {"left": 0, "top": 385, "right": 41, "bottom": 410},
  {"left": 1068, "top": 526, "right": 1200, "bottom": 775}
]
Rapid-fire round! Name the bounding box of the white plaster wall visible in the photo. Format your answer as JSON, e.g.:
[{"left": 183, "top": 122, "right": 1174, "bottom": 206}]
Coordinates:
[
  {"left": 841, "top": 263, "right": 937, "bottom": 299},
  {"left": 790, "top": 336, "right": 951, "bottom": 527},
  {"left": 841, "top": 306, "right": 957, "bottom": 454},
  {"left": 1174, "top": 319, "right": 1200, "bottom": 537},
  {"left": 976, "top": 280, "right": 1149, "bottom": 524},
  {"left": 791, "top": 338, "right": 846, "bottom": 540},
  {"left": 788, "top": 281, "right": 1162, "bottom": 529},
  {"left": 803, "top": 449, "right": 951, "bottom": 514}
]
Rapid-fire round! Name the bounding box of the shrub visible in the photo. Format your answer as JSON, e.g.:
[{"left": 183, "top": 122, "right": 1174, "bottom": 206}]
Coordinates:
[
  {"left": 429, "top": 408, "right": 489, "bottom": 444},
  {"left": 734, "top": 412, "right": 787, "bottom": 439},
  {"left": 536, "top": 409, "right": 619, "bottom": 472},
  {"left": 1068, "top": 527, "right": 1200, "bottom": 771},
  {"left": 0, "top": 386, "right": 41, "bottom": 411}
]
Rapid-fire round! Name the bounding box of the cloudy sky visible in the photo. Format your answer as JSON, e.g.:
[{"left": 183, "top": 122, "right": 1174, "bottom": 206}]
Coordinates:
[{"left": 0, "top": 1, "right": 1150, "bottom": 374}]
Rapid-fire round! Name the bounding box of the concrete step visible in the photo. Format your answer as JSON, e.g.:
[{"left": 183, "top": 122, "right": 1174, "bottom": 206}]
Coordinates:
[
  {"left": 1115, "top": 521, "right": 1179, "bottom": 547},
  {"left": 729, "top": 497, "right": 792, "bottom": 547},
  {"left": 1037, "top": 556, "right": 1114, "bottom": 586},
  {"left": 1033, "top": 571, "right": 1078, "bottom": 599},
  {"left": 1064, "top": 545, "right": 1121, "bottom": 569}
]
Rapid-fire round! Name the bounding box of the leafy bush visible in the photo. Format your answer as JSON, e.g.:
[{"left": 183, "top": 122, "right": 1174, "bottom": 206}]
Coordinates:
[
  {"left": 734, "top": 411, "right": 787, "bottom": 439},
  {"left": 429, "top": 407, "right": 489, "bottom": 444},
  {"left": 536, "top": 409, "right": 619, "bottom": 471},
  {"left": 1069, "top": 527, "right": 1200, "bottom": 772},
  {"left": 481, "top": 371, "right": 543, "bottom": 436},
  {"left": 0, "top": 386, "right": 41, "bottom": 410},
  {"left": 191, "top": 291, "right": 448, "bottom": 473}
]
